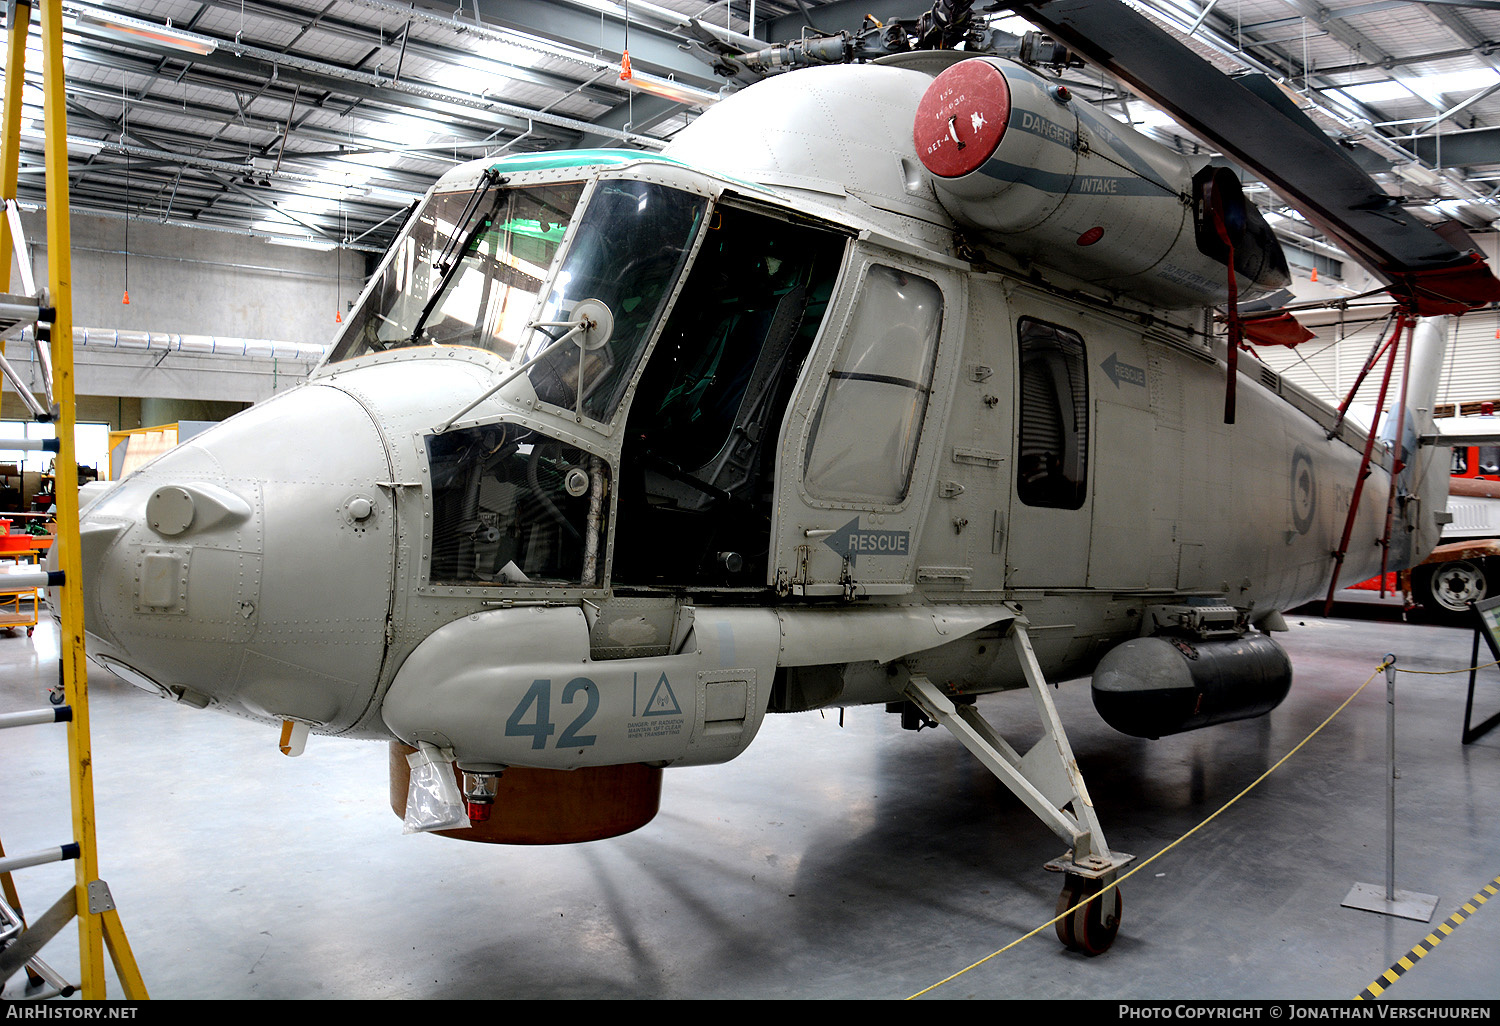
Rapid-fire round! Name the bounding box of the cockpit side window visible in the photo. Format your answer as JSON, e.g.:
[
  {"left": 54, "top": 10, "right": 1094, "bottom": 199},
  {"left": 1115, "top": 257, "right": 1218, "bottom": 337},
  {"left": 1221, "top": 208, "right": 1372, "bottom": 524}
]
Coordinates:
[
  {"left": 631, "top": 205, "right": 847, "bottom": 483},
  {"left": 1016, "top": 318, "right": 1089, "bottom": 510},
  {"left": 523, "top": 180, "right": 707, "bottom": 423},
  {"left": 613, "top": 204, "right": 847, "bottom": 585}
]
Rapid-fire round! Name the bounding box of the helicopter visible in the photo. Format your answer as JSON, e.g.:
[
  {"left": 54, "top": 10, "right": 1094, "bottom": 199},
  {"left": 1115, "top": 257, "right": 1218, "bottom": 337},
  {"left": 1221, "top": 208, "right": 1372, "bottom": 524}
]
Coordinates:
[{"left": 67, "top": 0, "right": 1500, "bottom": 955}]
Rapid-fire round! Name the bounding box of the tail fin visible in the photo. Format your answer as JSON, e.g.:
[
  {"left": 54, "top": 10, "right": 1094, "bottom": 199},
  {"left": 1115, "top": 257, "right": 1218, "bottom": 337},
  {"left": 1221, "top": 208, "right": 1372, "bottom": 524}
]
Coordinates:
[
  {"left": 1381, "top": 316, "right": 1450, "bottom": 568},
  {"left": 1382, "top": 316, "right": 1449, "bottom": 449}
]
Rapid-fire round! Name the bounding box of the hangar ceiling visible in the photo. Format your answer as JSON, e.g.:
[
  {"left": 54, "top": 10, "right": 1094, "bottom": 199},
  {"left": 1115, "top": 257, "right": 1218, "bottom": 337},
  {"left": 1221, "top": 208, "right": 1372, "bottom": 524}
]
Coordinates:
[{"left": 4, "top": 0, "right": 1500, "bottom": 264}]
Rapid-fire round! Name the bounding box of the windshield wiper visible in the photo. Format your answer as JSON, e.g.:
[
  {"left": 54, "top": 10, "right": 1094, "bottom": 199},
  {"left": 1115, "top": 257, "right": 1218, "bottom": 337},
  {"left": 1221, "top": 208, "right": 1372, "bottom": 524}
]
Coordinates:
[{"left": 404, "top": 168, "right": 501, "bottom": 346}]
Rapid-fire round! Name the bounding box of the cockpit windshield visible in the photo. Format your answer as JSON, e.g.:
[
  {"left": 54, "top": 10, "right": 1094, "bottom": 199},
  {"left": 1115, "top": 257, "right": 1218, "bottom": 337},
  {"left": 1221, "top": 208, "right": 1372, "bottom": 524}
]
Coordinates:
[{"left": 327, "top": 175, "right": 584, "bottom": 363}]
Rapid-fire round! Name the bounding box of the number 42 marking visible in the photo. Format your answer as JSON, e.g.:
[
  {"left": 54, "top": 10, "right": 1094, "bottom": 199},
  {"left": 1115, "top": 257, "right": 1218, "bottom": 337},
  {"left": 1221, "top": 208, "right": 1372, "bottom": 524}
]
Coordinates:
[{"left": 505, "top": 677, "right": 599, "bottom": 749}]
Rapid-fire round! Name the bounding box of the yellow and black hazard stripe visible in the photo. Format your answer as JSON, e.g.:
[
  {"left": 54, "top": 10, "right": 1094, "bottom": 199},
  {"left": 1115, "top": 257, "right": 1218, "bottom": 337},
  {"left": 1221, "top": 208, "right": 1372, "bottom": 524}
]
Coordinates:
[{"left": 1356, "top": 874, "right": 1499, "bottom": 1000}]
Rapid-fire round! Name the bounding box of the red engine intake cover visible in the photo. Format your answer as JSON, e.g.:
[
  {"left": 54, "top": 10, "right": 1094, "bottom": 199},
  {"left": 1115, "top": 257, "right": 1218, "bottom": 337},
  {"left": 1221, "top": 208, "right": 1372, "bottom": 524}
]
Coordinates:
[{"left": 913, "top": 59, "right": 1011, "bottom": 179}]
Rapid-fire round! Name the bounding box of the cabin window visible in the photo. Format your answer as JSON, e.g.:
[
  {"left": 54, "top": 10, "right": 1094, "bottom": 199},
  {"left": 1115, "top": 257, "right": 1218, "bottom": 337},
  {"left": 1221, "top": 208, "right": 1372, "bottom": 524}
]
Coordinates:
[
  {"left": 1480, "top": 446, "right": 1500, "bottom": 476},
  {"left": 803, "top": 265, "right": 943, "bottom": 505},
  {"left": 1016, "top": 319, "right": 1089, "bottom": 510},
  {"left": 1453, "top": 448, "right": 1469, "bottom": 475},
  {"left": 425, "top": 424, "right": 609, "bottom": 589}
]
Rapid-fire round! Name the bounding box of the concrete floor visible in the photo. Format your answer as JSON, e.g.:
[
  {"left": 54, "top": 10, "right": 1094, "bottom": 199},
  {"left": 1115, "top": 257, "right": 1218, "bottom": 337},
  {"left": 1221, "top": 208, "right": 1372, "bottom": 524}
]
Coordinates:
[{"left": 1, "top": 596, "right": 1496, "bottom": 1001}]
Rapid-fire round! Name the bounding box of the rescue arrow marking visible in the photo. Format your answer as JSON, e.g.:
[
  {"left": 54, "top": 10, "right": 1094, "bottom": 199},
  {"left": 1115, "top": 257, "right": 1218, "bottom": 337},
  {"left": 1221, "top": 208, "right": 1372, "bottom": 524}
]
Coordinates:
[
  {"left": 822, "top": 517, "right": 911, "bottom": 566},
  {"left": 1101, "top": 352, "right": 1146, "bottom": 389}
]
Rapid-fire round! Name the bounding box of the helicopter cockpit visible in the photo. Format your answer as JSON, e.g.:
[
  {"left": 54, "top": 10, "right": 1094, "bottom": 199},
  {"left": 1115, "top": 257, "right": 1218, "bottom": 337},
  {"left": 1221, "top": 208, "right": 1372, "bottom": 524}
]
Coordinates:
[{"left": 324, "top": 159, "right": 855, "bottom": 594}]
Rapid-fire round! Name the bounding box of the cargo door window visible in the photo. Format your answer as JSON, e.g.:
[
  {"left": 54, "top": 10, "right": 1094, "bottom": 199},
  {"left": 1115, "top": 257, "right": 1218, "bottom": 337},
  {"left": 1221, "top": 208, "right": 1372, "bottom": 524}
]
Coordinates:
[
  {"left": 1016, "top": 318, "right": 1089, "bottom": 509},
  {"left": 803, "top": 264, "right": 943, "bottom": 505}
]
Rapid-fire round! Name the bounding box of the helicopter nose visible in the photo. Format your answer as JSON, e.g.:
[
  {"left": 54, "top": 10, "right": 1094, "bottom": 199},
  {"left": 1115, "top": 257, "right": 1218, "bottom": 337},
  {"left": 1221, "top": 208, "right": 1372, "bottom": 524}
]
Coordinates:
[{"left": 77, "top": 382, "right": 394, "bottom": 731}]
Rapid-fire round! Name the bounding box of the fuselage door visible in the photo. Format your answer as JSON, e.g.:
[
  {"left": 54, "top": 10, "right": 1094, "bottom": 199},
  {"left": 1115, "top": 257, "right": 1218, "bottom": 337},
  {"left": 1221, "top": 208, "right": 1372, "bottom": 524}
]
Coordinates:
[
  {"left": 774, "top": 247, "right": 963, "bottom": 596},
  {"left": 1005, "top": 308, "right": 1094, "bottom": 588},
  {"left": 611, "top": 199, "right": 849, "bottom": 588}
]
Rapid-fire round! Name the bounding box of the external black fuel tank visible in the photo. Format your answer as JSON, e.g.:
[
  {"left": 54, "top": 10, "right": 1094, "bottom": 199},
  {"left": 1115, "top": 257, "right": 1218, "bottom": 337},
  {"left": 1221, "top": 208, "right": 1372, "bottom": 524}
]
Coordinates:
[{"left": 1090, "top": 632, "right": 1293, "bottom": 739}]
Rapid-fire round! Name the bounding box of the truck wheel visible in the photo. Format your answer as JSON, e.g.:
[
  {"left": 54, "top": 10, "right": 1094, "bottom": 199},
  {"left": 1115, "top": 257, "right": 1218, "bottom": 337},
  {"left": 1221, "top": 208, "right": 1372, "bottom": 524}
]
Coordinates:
[{"left": 1413, "top": 560, "right": 1489, "bottom": 624}]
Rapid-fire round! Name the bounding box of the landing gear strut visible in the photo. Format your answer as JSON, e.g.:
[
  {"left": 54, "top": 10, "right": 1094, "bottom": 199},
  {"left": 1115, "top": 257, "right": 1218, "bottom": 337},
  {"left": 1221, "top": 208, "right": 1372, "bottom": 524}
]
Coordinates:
[{"left": 902, "top": 618, "right": 1133, "bottom": 954}]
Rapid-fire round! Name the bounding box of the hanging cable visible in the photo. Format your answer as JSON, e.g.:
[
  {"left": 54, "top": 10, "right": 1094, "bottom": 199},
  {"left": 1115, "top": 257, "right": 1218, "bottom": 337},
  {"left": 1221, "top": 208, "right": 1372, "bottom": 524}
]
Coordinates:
[
  {"left": 1204, "top": 173, "right": 1242, "bottom": 424},
  {"left": 336, "top": 195, "right": 344, "bottom": 324},
  {"left": 121, "top": 78, "right": 130, "bottom": 306}
]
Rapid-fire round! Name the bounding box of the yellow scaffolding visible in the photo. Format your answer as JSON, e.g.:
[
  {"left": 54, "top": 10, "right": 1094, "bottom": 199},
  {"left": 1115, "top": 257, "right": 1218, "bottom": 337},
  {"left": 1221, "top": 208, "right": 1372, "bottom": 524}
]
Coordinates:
[{"left": 0, "top": 0, "right": 147, "bottom": 1000}]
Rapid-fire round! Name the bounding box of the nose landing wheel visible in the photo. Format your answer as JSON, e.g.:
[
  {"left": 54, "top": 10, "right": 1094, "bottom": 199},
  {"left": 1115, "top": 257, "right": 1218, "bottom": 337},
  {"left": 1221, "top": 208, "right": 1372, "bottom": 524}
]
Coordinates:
[{"left": 1055, "top": 873, "right": 1122, "bottom": 955}]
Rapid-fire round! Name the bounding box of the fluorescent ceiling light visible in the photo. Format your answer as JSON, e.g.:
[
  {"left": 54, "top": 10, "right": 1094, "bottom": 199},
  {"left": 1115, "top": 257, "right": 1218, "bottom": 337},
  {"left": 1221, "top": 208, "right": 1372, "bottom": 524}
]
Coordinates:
[
  {"left": 1126, "top": 103, "right": 1179, "bottom": 129},
  {"left": 1341, "top": 69, "right": 1500, "bottom": 105},
  {"left": 19, "top": 127, "right": 103, "bottom": 155},
  {"left": 988, "top": 15, "right": 1038, "bottom": 36},
  {"left": 71, "top": 10, "right": 216, "bottom": 55},
  {"left": 474, "top": 37, "right": 548, "bottom": 72},
  {"left": 265, "top": 236, "right": 338, "bottom": 251},
  {"left": 568, "top": 0, "right": 623, "bottom": 15},
  {"left": 624, "top": 72, "right": 722, "bottom": 107},
  {"left": 1392, "top": 162, "right": 1444, "bottom": 189},
  {"left": 292, "top": 179, "right": 372, "bottom": 201},
  {"left": 1341, "top": 81, "right": 1411, "bottom": 104}
]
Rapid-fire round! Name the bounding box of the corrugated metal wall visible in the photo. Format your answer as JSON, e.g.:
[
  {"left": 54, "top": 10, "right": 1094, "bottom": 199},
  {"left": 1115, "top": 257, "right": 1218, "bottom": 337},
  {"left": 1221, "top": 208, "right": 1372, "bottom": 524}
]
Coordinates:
[
  {"left": 1256, "top": 308, "right": 1500, "bottom": 415},
  {"left": 1255, "top": 235, "right": 1500, "bottom": 417}
]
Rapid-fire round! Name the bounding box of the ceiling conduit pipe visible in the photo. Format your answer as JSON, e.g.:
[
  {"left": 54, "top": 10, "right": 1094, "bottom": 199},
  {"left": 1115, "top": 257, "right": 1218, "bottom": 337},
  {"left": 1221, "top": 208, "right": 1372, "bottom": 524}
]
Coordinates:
[{"left": 19, "top": 326, "right": 328, "bottom": 362}]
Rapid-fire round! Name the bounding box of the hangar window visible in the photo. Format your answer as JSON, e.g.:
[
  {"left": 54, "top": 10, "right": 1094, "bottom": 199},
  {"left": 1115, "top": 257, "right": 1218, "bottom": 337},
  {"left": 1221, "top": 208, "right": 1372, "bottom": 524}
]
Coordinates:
[
  {"left": 803, "top": 264, "right": 943, "bottom": 505},
  {"left": 1016, "top": 319, "right": 1089, "bottom": 510}
]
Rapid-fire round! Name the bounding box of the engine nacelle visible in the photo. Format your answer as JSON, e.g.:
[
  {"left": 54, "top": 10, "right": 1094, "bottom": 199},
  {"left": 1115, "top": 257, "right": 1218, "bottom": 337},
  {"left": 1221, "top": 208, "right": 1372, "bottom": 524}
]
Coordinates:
[
  {"left": 1090, "top": 632, "right": 1293, "bottom": 738},
  {"left": 913, "top": 57, "right": 1289, "bottom": 309}
]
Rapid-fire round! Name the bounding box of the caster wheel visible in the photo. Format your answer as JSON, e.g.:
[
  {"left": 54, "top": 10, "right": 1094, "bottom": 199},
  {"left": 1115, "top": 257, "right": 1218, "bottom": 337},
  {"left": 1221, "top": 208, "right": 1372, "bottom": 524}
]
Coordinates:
[
  {"left": 47, "top": 687, "right": 64, "bottom": 706},
  {"left": 1054, "top": 873, "right": 1122, "bottom": 955}
]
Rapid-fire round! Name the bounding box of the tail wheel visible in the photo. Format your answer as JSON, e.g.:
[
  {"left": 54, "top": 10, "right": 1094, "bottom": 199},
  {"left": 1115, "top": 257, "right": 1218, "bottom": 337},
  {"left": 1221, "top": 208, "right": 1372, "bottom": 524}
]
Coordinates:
[
  {"left": 1054, "top": 873, "right": 1122, "bottom": 955},
  {"left": 1414, "top": 559, "right": 1489, "bottom": 623}
]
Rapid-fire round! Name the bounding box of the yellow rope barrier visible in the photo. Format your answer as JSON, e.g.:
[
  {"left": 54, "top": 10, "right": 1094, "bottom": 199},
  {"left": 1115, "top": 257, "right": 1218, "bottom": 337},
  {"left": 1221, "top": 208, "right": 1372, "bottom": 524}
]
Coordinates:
[
  {"left": 1394, "top": 659, "right": 1500, "bottom": 675},
  {"left": 907, "top": 661, "right": 1389, "bottom": 1000}
]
